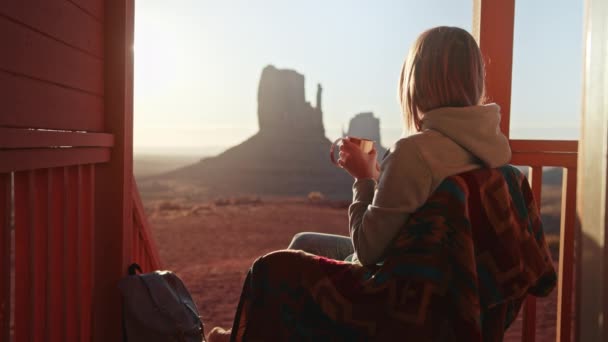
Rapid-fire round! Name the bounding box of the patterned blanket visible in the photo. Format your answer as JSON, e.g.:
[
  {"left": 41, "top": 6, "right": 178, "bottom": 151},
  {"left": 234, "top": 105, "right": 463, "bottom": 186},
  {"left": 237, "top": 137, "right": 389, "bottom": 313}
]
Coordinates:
[{"left": 230, "top": 165, "right": 556, "bottom": 341}]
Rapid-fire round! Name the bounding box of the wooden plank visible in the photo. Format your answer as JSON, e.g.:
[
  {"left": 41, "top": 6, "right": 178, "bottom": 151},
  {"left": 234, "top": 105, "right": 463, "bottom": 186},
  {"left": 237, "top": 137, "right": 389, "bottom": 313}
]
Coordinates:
[
  {"left": 133, "top": 179, "right": 162, "bottom": 270},
  {"left": 528, "top": 167, "right": 544, "bottom": 212},
  {"left": 510, "top": 140, "right": 579, "bottom": 153},
  {"left": 0, "top": 173, "right": 10, "bottom": 342},
  {"left": 0, "top": 16, "right": 103, "bottom": 95},
  {"left": 558, "top": 168, "right": 577, "bottom": 341},
  {"left": 47, "top": 168, "right": 66, "bottom": 342},
  {"left": 0, "top": 147, "right": 111, "bottom": 173},
  {"left": 511, "top": 152, "right": 578, "bottom": 169},
  {"left": 0, "top": 70, "right": 104, "bottom": 131},
  {"left": 31, "top": 170, "right": 48, "bottom": 340},
  {"left": 79, "top": 164, "right": 94, "bottom": 340},
  {"left": 521, "top": 167, "right": 543, "bottom": 342},
  {"left": 67, "top": 0, "right": 104, "bottom": 23},
  {"left": 13, "top": 172, "right": 31, "bottom": 342},
  {"left": 0, "top": 0, "right": 103, "bottom": 57},
  {"left": 0, "top": 128, "right": 113, "bottom": 149},
  {"left": 93, "top": 0, "right": 134, "bottom": 340},
  {"left": 75, "top": 166, "right": 83, "bottom": 339},
  {"left": 75, "top": 165, "right": 83, "bottom": 340},
  {"left": 473, "top": 0, "right": 515, "bottom": 137},
  {"left": 132, "top": 221, "right": 139, "bottom": 264},
  {"left": 64, "top": 166, "right": 79, "bottom": 341}
]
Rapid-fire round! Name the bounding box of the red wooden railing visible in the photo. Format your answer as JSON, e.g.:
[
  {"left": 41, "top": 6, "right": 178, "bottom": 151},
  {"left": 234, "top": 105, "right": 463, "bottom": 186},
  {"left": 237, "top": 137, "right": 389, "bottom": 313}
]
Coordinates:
[
  {"left": 0, "top": 167, "right": 99, "bottom": 341},
  {"left": 0, "top": 128, "right": 161, "bottom": 341},
  {"left": 0, "top": 126, "right": 111, "bottom": 342},
  {"left": 13, "top": 166, "right": 95, "bottom": 341},
  {"left": 476, "top": 0, "right": 580, "bottom": 339},
  {"left": 510, "top": 140, "right": 578, "bottom": 342},
  {"left": 132, "top": 177, "right": 162, "bottom": 272}
]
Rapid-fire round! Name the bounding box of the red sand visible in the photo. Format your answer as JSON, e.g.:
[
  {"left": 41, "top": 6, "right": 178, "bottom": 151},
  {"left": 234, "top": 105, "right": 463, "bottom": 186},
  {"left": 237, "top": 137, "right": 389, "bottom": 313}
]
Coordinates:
[{"left": 148, "top": 199, "right": 559, "bottom": 341}]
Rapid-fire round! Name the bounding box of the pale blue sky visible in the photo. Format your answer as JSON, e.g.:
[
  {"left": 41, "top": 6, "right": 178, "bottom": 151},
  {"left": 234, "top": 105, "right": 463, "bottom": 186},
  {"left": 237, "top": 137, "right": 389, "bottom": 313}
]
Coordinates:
[{"left": 133, "top": 0, "right": 583, "bottom": 155}]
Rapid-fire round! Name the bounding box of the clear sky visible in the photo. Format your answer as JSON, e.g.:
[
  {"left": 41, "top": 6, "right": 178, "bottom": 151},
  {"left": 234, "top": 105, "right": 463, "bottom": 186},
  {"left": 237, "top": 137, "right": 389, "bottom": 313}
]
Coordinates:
[{"left": 133, "top": 0, "right": 584, "bottom": 155}]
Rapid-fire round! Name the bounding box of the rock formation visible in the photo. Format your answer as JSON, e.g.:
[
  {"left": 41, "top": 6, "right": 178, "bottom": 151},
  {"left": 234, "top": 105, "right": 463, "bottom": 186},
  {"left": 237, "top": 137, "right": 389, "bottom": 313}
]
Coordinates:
[
  {"left": 343, "top": 112, "right": 388, "bottom": 160},
  {"left": 161, "top": 65, "right": 353, "bottom": 199},
  {"left": 257, "top": 66, "right": 324, "bottom": 138}
]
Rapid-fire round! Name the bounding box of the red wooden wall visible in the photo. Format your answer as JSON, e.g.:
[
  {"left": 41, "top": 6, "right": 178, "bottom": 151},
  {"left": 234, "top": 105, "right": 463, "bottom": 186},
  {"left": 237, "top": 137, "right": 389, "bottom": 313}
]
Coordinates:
[
  {"left": 0, "top": 1, "right": 160, "bottom": 341},
  {"left": 1, "top": 2, "right": 105, "bottom": 341},
  {"left": 0, "top": 1, "right": 104, "bottom": 131}
]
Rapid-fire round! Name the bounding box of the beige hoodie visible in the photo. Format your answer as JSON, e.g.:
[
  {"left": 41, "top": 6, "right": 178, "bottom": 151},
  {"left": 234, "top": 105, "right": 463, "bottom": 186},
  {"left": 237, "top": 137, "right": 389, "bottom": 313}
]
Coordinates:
[{"left": 349, "top": 103, "right": 511, "bottom": 266}]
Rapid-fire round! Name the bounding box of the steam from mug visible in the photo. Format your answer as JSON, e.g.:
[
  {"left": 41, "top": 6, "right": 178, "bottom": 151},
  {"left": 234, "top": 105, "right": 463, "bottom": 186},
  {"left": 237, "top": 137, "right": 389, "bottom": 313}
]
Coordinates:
[{"left": 330, "top": 137, "right": 375, "bottom": 166}]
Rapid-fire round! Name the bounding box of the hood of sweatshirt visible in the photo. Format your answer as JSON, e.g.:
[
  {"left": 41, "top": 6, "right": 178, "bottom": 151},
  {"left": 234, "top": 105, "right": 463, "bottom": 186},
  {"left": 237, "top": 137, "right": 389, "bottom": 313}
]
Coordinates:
[{"left": 421, "top": 103, "right": 512, "bottom": 167}]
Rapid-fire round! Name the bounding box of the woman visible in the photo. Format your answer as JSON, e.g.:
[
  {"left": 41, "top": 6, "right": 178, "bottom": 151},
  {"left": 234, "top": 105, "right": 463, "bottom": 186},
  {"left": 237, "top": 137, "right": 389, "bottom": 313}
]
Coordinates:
[
  {"left": 290, "top": 26, "right": 510, "bottom": 266},
  {"left": 208, "top": 26, "right": 554, "bottom": 342}
]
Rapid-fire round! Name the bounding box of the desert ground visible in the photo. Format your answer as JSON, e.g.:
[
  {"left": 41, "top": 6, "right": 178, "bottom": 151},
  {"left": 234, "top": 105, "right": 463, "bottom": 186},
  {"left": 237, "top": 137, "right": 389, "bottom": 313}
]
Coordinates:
[
  {"left": 145, "top": 196, "right": 562, "bottom": 341},
  {"left": 136, "top": 153, "right": 566, "bottom": 341}
]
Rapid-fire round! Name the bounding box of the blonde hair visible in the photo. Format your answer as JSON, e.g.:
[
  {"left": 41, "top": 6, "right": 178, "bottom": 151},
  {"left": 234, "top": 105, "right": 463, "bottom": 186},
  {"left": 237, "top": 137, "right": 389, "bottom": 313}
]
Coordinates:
[{"left": 399, "top": 26, "right": 486, "bottom": 132}]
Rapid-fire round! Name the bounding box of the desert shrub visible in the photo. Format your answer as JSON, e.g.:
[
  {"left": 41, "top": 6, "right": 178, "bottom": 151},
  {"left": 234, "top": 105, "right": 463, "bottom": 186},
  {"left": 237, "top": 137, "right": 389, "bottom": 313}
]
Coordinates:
[
  {"left": 189, "top": 204, "right": 214, "bottom": 216},
  {"left": 214, "top": 196, "right": 262, "bottom": 206},
  {"left": 214, "top": 198, "right": 231, "bottom": 206},
  {"left": 140, "top": 180, "right": 170, "bottom": 192},
  {"left": 157, "top": 200, "right": 182, "bottom": 211},
  {"left": 232, "top": 196, "right": 262, "bottom": 205},
  {"left": 307, "top": 191, "right": 325, "bottom": 202}
]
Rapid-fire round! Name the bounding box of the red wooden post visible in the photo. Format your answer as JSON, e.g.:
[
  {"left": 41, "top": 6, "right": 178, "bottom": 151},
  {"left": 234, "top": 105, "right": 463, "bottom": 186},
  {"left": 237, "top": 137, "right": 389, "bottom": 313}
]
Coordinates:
[
  {"left": 48, "top": 167, "right": 66, "bottom": 342},
  {"left": 133, "top": 224, "right": 140, "bottom": 264},
  {"left": 31, "top": 170, "right": 49, "bottom": 340},
  {"left": 79, "top": 164, "right": 95, "bottom": 340},
  {"left": 558, "top": 168, "right": 577, "bottom": 341},
  {"left": 13, "top": 172, "right": 31, "bottom": 342},
  {"left": 65, "top": 166, "right": 80, "bottom": 341},
  {"left": 474, "top": 1, "right": 542, "bottom": 340},
  {"left": 0, "top": 173, "right": 10, "bottom": 342},
  {"left": 92, "top": 0, "right": 134, "bottom": 340},
  {"left": 133, "top": 179, "right": 162, "bottom": 271},
  {"left": 473, "top": 0, "right": 515, "bottom": 138},
  {"left": 523, "top": 166, "right": 544, "bottom": 341}
]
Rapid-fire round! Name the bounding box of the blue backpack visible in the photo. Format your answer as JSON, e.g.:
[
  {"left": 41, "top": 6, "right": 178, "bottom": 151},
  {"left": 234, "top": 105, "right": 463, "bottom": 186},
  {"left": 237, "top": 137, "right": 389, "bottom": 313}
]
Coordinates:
[{"left": 119, "top": 264, "right": 205, "bottom": 342}]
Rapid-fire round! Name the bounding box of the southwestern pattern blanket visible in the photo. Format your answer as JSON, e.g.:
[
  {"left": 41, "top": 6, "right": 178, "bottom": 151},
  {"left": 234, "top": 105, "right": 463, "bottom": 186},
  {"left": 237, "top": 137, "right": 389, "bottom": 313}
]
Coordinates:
[{"left": 230, "top": 165, "right": 556, "bottom": 341}]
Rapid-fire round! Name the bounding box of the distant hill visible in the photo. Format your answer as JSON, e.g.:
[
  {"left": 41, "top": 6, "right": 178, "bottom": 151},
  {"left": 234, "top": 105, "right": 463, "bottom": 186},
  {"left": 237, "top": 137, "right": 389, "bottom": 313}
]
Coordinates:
[
  {"left": 520, "top": 167, "right": 563, "bottom": 186},
  {"left": 134, "top": 154, "right": 202, "bottom": 178},
  {"left": 162, "top": 133, "right": 352, "bottom": 199}
]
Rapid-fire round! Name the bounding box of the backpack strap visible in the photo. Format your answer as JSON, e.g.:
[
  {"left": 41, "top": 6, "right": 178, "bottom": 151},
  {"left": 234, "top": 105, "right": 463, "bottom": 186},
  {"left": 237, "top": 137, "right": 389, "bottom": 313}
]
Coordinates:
[
  {"left": 128, "top": 263, "right": 142, "bottom": 276},
  {"left": 123, "top": 263, "right": 142, "bottom": 342}
]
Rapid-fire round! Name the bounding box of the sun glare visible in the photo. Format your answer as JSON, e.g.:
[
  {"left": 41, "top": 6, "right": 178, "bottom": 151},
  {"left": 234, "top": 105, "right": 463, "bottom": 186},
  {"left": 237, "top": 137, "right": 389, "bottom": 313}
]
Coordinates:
[{"left": 134, "top": 27, "right": 181, "bottom": 96}]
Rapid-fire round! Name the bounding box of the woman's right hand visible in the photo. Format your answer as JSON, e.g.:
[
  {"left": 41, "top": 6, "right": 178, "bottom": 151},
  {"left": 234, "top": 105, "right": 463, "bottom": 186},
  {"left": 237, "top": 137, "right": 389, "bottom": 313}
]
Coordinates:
[{"left": 338, "top": 138, "right": 380, "bottom": 181}]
